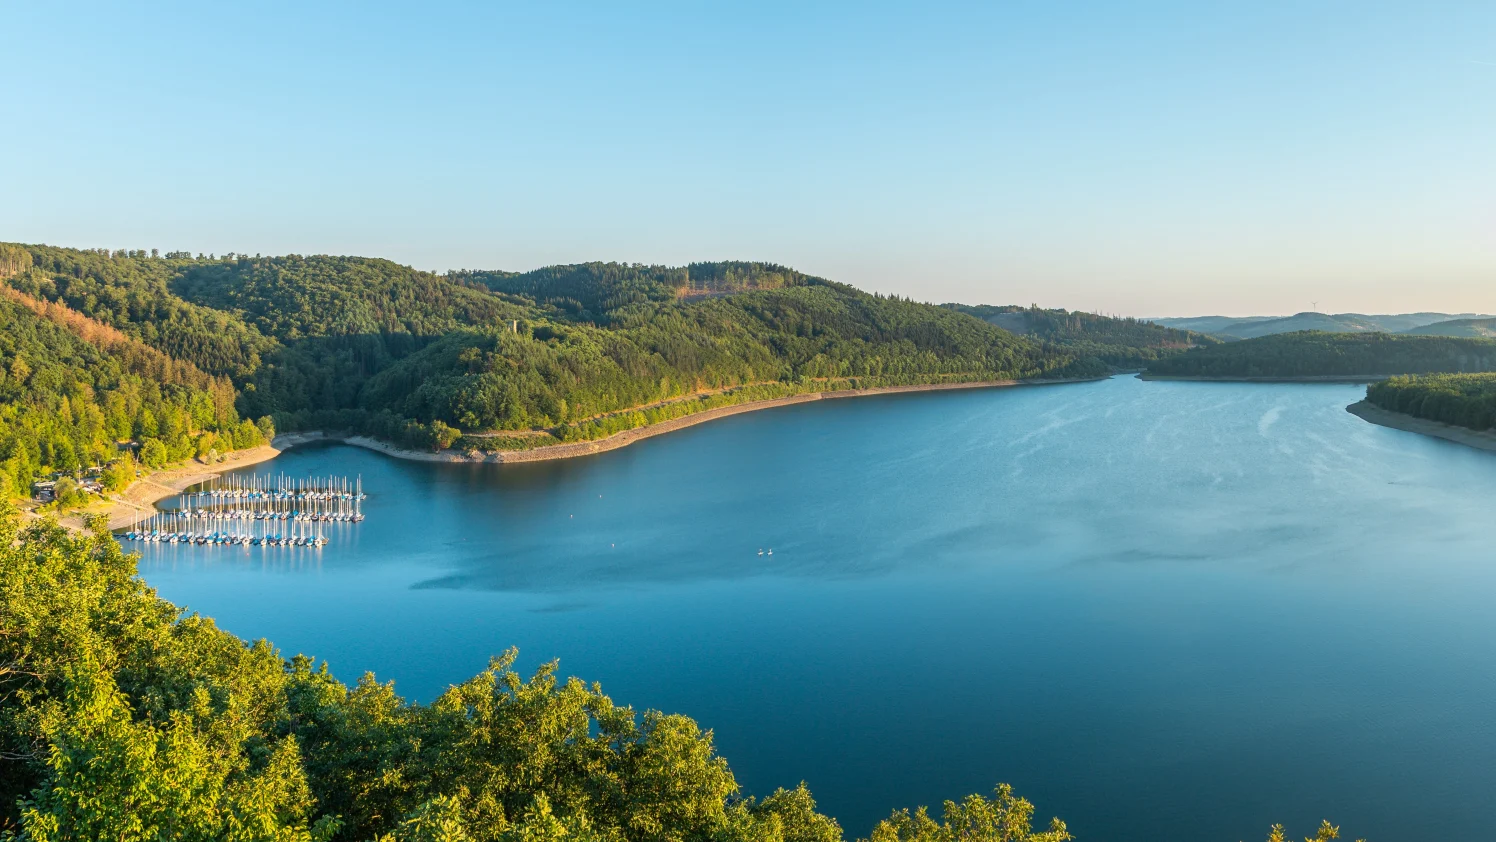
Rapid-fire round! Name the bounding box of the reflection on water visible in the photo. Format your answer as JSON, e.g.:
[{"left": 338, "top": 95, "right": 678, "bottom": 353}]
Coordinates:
[{"left": 138, "top": 376, "right": 1496, "bottom": 840}]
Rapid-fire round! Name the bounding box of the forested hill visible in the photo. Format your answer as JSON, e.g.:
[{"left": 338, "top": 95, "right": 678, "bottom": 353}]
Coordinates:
[
  {"left": 0, "top": 282, "right": 262, "bottom": 501},
  {"left": 0, "top": 243, "right": 1120, "bottom": 495},
  {"left": 357, "top": 284, "right": 1082, "bottom": 439},
  {"left": 462, "top": 261, "right": 818, "bottom": 322},
  {"left": 1143, "top": 331, "right": 1496, "bottom": 378},
  {"left": 172, "top": 254, "right": 529, "bottom": 341},
  {"left": 944, "top": 304, "right": 1219, "bottom": 367},
  {"left": 16, "top": 243, "right": 279, "bottom": 377}
]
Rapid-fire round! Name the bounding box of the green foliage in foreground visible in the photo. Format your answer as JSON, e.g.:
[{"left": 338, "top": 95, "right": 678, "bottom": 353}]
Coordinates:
[
  {"left": 0, "top": 511, "right": 1370, "bottom": 837},
  {"left": 1144, "top": 331, "right": 1496, "bottom": 378},
  {"left": 1262, "top": 821, "right": 1364, "bottom": 842},
  {"left": 0, "top": 508, "right": 1077, "bottom": 841},
  {"left": 0, "top": 509, "right": 1364, "bottom": 841},
  {"left": 1365, "top": 373, "right": 1496, "bottom": 432}
]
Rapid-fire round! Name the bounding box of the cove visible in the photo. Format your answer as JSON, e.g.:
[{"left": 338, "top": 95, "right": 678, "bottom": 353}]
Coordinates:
[{"left": 136, "top": 375, "right": 1496, "bottom": 840}]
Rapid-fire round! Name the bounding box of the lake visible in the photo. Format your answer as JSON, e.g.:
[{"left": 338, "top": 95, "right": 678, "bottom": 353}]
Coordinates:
[{"left": 135, "top": 375, "right": 1496, "bottom": 840}]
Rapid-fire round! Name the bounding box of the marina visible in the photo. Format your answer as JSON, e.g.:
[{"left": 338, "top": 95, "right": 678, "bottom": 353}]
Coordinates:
[{"left": 119, "top": 474, "right": 365, "bottom": 548}]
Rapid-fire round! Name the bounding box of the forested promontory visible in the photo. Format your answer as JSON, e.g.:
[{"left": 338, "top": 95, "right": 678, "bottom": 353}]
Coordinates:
[
  {"left": 1142, "top": 331, "right": 1496, "bottom": 379},
  {"left": 1365, "top": 373, "right": 1496, "bottom": 432}
]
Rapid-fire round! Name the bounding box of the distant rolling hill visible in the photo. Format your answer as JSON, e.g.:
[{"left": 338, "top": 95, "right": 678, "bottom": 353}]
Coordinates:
[
  {"left": 942, "top": 304, "right": 1218, "bottom": 368},
  {"left": 1143, "top": 331, "right": 1496, "bottom": 379},
  {"left": 1399, "top": 317, "right": 1496, "bottom": 338},
  {"left": 1151, "top": 312, "right": 1495, "bottom": 340}
]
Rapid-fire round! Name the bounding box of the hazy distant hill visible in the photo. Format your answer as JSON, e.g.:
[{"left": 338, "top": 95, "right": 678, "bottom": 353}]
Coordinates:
[
  {"left": 1144, "top": 331, "right": 1496, "bottom": 379},
  {"left": 943, "top": 304, "right": 1218, "bottom": 367},
  {"left": 1399, "top": 317, "right": 1496, "bottom": 338},
  {"left": 1151, "top": 312, "right": 1494, "bottom": 339}
]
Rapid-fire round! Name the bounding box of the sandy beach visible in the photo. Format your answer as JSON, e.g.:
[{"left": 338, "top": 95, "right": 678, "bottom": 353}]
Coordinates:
[{"left": 1346, "top": 400, "right": 1496, "bottom": 455}]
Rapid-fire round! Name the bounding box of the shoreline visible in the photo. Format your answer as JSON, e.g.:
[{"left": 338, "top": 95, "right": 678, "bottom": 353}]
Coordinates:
[
  {"left": 47, "top": 377, "right": 1101, "bottom": 532},
  {"left": 1346, "top": 400, "right": 1496, "bottom": 455},
  {"left": 281, "top": 377, "right": 1104, "bottom": 466},
  {"left": 1139, "top": 374, "right": 1393, "bottom": 383},
  {"left": 54, "top": 432, "right": 328, "bottom": 532}
]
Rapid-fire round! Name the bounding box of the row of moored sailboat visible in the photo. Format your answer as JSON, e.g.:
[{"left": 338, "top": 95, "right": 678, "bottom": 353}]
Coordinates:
[{"left": 120, "top": 474, "right": 366, "bottom": 549}]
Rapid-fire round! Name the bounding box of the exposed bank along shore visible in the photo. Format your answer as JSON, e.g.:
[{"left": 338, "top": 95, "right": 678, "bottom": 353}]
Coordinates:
[
  {"left": 64, "top": 377, "right": 1093, "bottom": 530},
  {"left": 296, "top": 378, "right": 1098, "bottom": 465},
  {"left": 58, "top": 433, "right": 329, "bottom": 532},
  {"left": 1346, "top": 400, "right": 1496, "bottom": 455},
  {"left": 1138, "top": 374, "right": 1394, "bottom": 383}
]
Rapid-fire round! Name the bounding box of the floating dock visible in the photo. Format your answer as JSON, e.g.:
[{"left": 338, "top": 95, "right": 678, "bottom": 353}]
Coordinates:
[{"left": 120, "top": 474, "right": 366, "bottom": 548}]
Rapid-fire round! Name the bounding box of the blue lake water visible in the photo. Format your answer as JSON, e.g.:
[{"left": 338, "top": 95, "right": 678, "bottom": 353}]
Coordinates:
[{"left": 135, "top": 376, "right": 1496, "bottom": 840}]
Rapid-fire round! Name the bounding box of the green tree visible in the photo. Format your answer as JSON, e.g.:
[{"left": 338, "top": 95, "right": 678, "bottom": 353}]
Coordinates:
[
  {"left": 139, "top": 438, "right": 169, "bottom": 469},
  {"left": 16, "top": 658, "right": 329, "bottom": 842},
  {"left": 47, "top": 478, "right": 90, "bottom": 511},
  {"left": 101, "top": 457, "right": 136, "bottom": 492},
  {"left": 865, "top": 785, "right": 1071, "bottom": 842},
  {"left": 1259, "top": 820, "right": 1363, "bottom": 842},
  {"left": 429, "top": 420, "right": 461, "bottom": 451}
]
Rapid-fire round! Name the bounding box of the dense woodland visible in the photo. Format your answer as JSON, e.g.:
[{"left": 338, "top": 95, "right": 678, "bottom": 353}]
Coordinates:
[
  {"left": 463, "top": 262, "right": 817, "bottom": 321},
  {"left": 1142, "top": 331, "right": 1496, "bottom": 378},
  {"left": 1365, "top": 373, "right": 1496, "bottom": 432},
  {"left": 0, "top": 243, "right": 1131, "bottom": 494},
  {"left": 0, "top": 267, "right": 266, "bottom": 503}
]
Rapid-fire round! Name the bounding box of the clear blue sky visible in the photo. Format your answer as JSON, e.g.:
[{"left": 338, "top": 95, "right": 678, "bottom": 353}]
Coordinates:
[{"left": 5, "top": 1, "right": 1494, "bottom": 316}]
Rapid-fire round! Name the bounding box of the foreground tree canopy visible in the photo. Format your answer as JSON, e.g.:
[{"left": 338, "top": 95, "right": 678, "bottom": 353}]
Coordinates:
[
  {"left": 0, "top": 507, "right": 1077, "bottom": 841},
  {"left": 0, "top": 509, "right": 1358, "bottom": 840}
]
